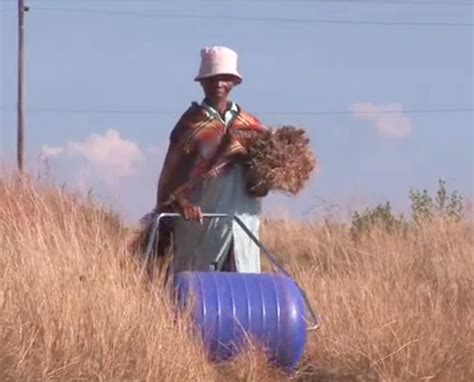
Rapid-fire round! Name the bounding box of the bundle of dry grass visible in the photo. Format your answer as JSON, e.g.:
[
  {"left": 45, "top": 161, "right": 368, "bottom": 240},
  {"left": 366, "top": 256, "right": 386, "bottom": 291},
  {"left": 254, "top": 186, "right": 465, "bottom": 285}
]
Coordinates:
[{"left": 245, "top": 125, "right": 318, "bottom": 195}]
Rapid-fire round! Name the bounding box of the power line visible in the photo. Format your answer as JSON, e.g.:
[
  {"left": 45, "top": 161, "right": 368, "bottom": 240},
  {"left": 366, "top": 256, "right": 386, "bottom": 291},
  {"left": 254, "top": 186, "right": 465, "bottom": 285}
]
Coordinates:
[
  {"left": 0, "top": 106, "right": 472, "bottom": 116},
  {"left": 1, "top": 0, "right": 473, "bottom": 4},
  {"left": 27, "top": 7, "right": 474, "bottom": 27}
]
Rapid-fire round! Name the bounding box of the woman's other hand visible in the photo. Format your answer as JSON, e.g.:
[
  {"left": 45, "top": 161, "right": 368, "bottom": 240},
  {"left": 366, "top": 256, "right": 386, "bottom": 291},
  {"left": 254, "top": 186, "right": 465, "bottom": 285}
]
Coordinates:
[
  {"left": 248, "top": 183, "right": 269, "bottom": 198},
  {"left": 245, "top": 167, "right": 269, "bottom": 198}
]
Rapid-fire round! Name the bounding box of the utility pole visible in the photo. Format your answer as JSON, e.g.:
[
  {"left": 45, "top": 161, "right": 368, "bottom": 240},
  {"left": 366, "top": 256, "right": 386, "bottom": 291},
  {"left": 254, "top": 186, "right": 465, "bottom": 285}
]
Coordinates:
[{"left": 17, "top": 0, "right": 26, "bottom": 172}]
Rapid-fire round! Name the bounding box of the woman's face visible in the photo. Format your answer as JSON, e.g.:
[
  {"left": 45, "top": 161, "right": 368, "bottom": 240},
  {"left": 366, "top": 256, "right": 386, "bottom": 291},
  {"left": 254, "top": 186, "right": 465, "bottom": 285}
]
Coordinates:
[{"left": 200, "top": 75, "right": 238, "bottom": 102}]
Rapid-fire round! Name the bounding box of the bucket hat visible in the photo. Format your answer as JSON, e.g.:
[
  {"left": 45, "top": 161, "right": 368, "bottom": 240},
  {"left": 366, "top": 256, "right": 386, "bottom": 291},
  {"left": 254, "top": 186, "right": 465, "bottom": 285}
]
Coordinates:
[{"left": 194, "top": 46, "right": 242, "bottom": 83}]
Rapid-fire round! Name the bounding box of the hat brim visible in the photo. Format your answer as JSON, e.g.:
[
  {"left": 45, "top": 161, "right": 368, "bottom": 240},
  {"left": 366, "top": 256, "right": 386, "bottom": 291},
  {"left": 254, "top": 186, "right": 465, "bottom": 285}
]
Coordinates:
[{"left": 194, "top": 73, "right": 242, "bottom": 84}]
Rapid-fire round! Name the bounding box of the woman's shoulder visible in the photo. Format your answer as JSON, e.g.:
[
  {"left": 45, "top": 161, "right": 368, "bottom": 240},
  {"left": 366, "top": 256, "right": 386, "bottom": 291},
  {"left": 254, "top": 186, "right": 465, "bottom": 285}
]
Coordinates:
[
  {"left": 172, "top": 102, "right": 207, "bottom": 132},
  {"left": 169, "top": 102, "right": 210, "bottom": 149},
  {"left": 234, "top": 105, "right": 267, "bottom": 131},
  {"left": 178, "top": 102, "right": 208, "bottom": 123}
]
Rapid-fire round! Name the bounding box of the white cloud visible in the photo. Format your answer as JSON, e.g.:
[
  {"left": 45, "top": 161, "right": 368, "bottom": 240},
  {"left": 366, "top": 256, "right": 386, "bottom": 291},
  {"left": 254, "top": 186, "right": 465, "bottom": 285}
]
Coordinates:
[
  {"left": 65, "top": 129, "right": 144, "bottom": 178},
  {"left": 351, "top": 102, "right": 412, "bottom": 138},
  {"left": 38, "top": 133, "right": 169, "bottom": 221},
  {"left": 40, "top": 145, "right": 64, "bottom": 159},
  {"left": 41, "top": 129, "right": 145, "bottom": 184}
]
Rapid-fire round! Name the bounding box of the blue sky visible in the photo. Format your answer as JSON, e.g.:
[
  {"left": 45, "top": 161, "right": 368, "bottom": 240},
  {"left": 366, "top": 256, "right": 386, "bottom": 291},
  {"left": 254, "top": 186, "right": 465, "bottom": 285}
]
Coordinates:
[{"left": 1, "top": 0, "right": 473, "bottom": 222}]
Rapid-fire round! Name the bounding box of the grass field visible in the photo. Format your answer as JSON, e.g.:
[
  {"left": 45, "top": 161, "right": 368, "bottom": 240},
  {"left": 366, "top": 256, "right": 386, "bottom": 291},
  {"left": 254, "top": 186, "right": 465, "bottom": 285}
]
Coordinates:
[{"left": 1, "top": 175, "right": 472, "bottom": 381}]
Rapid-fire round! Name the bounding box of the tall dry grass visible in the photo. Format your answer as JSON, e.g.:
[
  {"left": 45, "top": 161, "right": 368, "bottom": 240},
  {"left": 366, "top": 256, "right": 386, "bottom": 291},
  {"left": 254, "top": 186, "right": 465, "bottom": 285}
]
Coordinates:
[
  {"left": 262, "top": 218, "right": 473, "bottom": 381},
  {"left": 1, "top": 174, "right": 473, "bottom": 381},
  {"left": 0, "top": 175, "right": 218, "bottom": 381}
]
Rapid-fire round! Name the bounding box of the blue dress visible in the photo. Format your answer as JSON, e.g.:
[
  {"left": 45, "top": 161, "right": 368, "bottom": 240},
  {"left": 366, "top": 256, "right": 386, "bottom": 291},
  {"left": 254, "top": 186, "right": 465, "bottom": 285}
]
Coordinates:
[{"left": 171, "top": 163, "right": 262, "bottom": 273}]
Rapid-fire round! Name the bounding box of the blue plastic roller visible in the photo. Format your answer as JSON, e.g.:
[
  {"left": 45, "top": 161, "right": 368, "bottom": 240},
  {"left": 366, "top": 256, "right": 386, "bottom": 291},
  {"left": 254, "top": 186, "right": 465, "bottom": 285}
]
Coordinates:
[
  {"left": 174, "top": 271, "right": 307, "bottom": 369},
  {"left": 142, "top": 213, "right": 321, "bottom": 370}
]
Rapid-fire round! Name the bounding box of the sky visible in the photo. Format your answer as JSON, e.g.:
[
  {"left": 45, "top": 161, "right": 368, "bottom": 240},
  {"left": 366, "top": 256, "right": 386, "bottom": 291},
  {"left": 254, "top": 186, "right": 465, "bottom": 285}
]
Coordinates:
[{"left": 1, "top": 0, "right": 473, "bottom": 223}]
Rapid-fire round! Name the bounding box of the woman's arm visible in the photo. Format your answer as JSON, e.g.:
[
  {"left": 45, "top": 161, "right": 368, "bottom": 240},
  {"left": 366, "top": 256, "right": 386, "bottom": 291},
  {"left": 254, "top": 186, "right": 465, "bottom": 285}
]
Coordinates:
[
  {"left": 156, "top": 144, "right": 181, "bottom": 208},
  {"left": 156, "top": 144, "right": 203, "bottom": 223}
]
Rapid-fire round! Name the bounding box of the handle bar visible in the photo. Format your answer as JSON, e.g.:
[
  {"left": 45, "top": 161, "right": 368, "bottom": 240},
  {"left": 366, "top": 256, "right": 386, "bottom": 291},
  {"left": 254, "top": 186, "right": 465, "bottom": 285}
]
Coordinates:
[{"left": 143, "top": 212, "right": 321, "bottom": 331}]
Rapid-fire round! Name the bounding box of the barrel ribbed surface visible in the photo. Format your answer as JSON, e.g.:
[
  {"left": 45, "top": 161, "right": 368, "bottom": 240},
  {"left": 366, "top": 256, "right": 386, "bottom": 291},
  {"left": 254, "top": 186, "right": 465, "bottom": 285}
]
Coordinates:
[{"left": 173, "top": 271, "right": 307, "bottom": 369}]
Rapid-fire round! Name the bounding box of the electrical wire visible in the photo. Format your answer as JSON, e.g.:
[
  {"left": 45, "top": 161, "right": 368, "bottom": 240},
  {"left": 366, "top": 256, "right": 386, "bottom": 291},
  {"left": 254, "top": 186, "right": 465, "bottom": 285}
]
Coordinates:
[
  {"left": 25, "top": 7, "right": 474, "bottom": 27},
  {"left": 1, "top": 106, "right": 472, "bottom": 116},
  {"left": 0, "top": 0, "right": 473, "bottom": 5}
]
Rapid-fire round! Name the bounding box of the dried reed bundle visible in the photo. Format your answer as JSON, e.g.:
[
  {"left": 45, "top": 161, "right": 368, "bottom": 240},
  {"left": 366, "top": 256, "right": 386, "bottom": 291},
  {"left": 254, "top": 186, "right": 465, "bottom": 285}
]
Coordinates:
[{"left": 245, "top": 125, "right": 318, "bottom": 195}]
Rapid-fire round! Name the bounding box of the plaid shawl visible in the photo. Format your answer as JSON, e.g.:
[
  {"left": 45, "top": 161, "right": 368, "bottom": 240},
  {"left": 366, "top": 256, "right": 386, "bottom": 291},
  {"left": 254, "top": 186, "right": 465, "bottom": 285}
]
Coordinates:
[{"left": 166, "top": 101, "right": 266, "bottom": 205}]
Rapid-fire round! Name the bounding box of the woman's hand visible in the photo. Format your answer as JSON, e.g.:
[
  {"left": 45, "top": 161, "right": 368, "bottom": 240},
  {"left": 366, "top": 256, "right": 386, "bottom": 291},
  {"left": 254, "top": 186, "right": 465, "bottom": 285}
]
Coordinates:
[
  {"left": 174, "top": 194, "right": 203, "bottom": 223},
  {"left": 181, "top": 204, "right": 203, "bottom": 223}
]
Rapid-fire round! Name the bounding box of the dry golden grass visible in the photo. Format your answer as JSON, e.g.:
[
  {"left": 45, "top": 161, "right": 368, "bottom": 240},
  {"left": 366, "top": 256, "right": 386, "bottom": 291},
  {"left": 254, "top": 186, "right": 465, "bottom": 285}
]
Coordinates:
[
  {"left": 1, "top": 174, "right": 473, "bottom": 381},
  {"left": 261, "top": 218, "right": 473, "bottom": 381}
]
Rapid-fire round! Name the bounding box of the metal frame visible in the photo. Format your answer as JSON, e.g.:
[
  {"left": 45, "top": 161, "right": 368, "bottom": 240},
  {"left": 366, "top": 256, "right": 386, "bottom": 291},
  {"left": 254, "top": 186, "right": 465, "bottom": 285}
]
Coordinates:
[{"left": 143, "top": 212, "right": 321, "bottom": 331}]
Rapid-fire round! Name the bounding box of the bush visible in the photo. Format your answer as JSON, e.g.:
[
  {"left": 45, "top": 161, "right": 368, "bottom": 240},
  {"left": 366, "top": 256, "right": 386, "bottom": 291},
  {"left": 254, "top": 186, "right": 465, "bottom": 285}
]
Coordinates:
[
  {"left": 410, "top": 179, "right": 464, "bottom": 223},
  {"left": 351, "top": 179, "right": 465, "bottom": 239},
  {"left": 350, "top": 201, "right": 405, "bottom": 240}
]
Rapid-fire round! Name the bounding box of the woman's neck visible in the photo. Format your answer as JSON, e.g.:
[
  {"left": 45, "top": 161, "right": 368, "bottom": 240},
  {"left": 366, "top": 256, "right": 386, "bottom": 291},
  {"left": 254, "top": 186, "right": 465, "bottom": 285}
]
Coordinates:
[{"left": 206, "top": 98, "right": 228, "bottom": 116}]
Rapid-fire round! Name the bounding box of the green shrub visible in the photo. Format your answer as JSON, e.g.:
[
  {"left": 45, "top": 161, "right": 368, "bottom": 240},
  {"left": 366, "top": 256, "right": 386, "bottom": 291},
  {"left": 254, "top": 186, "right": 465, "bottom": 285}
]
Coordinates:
[
  {"left": 350, "top": 201, "right": 405, "bottom": 240},
  {"left": 410, "top": 179, "right": 463, "bottom": 223},
  {"left": 350, "top": 179, "right": 465, "bottom": 239}
]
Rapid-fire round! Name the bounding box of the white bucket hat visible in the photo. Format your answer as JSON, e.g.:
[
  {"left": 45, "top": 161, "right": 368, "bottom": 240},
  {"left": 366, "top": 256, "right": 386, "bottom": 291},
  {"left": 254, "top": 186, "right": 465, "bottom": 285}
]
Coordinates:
[{"left": 194, "top": 46, "right": 243, "bottom": 83}]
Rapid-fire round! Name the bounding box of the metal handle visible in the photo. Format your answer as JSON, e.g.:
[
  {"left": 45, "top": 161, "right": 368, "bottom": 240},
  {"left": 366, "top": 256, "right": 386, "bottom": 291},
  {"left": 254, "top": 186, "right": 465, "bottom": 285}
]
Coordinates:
[{"left": 143, "top": 212, "right": 321, "bottom": 331}]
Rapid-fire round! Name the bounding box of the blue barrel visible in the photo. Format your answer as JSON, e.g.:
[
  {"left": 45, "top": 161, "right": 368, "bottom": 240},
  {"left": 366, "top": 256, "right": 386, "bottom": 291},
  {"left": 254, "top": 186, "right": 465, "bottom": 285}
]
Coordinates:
[{"left": 173, "top": 271, "right": 308, "bottom": 369}]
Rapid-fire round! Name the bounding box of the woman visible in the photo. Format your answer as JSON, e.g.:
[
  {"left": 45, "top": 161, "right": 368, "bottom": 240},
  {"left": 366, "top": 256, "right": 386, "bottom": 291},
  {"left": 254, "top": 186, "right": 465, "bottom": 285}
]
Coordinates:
[{"left": 155, "top": 46, "right": 268, "bottom": 274}]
